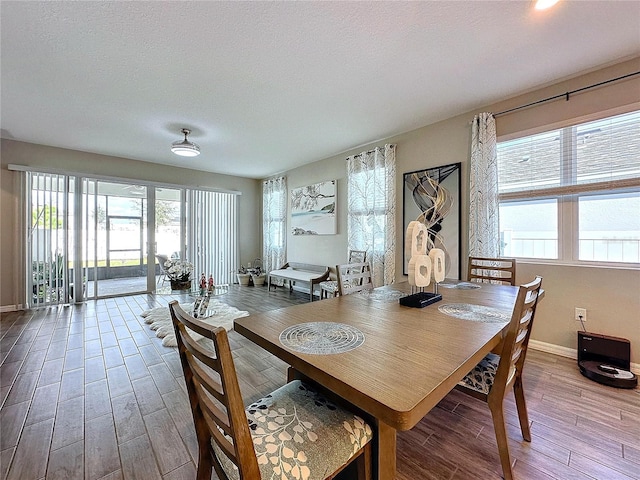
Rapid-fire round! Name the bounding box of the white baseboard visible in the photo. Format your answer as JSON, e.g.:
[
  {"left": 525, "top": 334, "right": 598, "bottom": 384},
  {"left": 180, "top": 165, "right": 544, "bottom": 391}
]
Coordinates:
[{"left": 530, "top": 339, "right": 640, "bottom": 375}]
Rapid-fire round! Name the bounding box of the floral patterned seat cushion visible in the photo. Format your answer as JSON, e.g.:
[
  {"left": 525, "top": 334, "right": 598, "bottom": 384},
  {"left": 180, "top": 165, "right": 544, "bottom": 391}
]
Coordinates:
[
  {"left": 458, "top": 352, "right": 500, "bottom": 395},
  {"left": 319, "top": 280, "right": 339, "bottom": 293},
  {"left": 215, "top": 380, "right": 373, "bottom": 480}
]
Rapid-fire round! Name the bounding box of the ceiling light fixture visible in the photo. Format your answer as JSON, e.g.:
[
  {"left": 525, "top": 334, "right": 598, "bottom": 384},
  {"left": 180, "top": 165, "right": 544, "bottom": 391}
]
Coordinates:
[
  {"left": 171, "top": 128, "right": 200, "bottom": 157},
  {"left": 535, "top": 0, "right": 559, "bottom": 10}
]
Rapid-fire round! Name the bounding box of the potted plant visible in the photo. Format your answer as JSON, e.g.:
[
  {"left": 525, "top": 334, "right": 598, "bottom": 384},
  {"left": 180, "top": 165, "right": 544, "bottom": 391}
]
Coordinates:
[
  {"left": 164, "top": 259, "right": 194, "bottom": 290},
  {"left": 236, "top": 265, "right": 251, "bottom": 286},
  {"left": 250, "top": 266, "right": 267, "bottom": 286}
]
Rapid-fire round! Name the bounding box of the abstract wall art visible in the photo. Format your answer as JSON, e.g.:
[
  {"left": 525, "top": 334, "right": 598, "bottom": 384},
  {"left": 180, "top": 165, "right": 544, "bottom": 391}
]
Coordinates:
[{"left": 403, "top": 163, "right": 461, "bottom": 278}]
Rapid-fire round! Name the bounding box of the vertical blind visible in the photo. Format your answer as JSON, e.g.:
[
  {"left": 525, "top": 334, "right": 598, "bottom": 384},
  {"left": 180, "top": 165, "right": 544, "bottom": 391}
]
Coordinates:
[
  {"left": 187, "top": 189, "right": 238, "bottom": 285},
  {"left": 27, "top": 172, "right": 74, "bottom": 306},
  {"left": 498, "top": 110, "right": 640, "bottom": 199}
]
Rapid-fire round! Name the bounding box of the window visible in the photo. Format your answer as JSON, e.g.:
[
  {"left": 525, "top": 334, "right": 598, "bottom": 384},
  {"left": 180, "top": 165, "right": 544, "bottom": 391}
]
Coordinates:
[
  {"left": 497, "top": 110, "right": 640, "bottom": 264},
  {"left": 346, "top": 144, "right": 396, "bottom": 286}
]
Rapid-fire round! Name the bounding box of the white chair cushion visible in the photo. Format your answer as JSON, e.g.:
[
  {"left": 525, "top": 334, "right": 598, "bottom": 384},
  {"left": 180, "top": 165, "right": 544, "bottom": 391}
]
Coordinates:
[
  {"left": 216, "top": 380, "right": 373, "bottom": 480},
  {"left": 458, "top": 352, "right": 500, "bottom": 395}
]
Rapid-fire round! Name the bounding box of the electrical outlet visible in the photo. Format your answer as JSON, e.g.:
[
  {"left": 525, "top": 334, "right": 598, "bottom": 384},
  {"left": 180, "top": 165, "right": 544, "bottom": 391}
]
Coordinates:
[{"left": 575, "top": 307, "right": 587, "bottom": 322}]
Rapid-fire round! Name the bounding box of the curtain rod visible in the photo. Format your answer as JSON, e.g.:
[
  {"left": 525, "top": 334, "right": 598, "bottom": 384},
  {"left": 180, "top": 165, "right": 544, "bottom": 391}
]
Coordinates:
[
  {"left": 350, "top": 143, "right": 396, "bottom": 159},
  {"left": 493, "top": 71, "right": 640, "bottom": 117}
]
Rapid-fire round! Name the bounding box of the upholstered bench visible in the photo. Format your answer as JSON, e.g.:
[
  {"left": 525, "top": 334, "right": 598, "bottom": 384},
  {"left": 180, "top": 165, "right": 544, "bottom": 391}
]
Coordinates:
[{"left": 268, "top": 262, "right": 330, "bottom": 302}]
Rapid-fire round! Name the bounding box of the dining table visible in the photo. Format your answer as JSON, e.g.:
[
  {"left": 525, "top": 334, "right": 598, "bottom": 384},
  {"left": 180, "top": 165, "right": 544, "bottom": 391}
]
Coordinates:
[{"left": 233, "top": 280, "right": 519, "bottom": 480}]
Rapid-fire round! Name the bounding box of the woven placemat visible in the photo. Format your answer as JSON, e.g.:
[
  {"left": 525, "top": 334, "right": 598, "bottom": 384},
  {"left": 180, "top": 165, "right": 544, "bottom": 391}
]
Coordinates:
[
  {"left": 279, "top": 322, "right": 365, "bottom": 354},
  {"left": 357, "top": 289, "right": 408, "bottom": 301},
  {"left": 438, "top": 303, "right": 510, "bottom": 323},
  {"left": 438, "top": 282, "right": 481, "bottom": 289}
]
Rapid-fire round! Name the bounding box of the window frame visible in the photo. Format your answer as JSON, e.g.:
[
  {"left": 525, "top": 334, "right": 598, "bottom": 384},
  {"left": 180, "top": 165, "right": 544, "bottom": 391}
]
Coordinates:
[{"left": 497, "top": 108, "right": 640, "bottom": 269}]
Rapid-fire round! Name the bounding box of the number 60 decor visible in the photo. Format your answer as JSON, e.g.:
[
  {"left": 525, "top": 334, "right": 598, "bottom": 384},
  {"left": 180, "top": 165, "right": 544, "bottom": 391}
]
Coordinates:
[{"left": 399, "top": 221, "right": 445, "bottom": 308}]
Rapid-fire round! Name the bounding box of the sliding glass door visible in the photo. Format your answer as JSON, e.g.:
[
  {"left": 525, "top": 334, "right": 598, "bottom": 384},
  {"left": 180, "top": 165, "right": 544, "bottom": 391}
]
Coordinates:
[
  {"left": 83, "top": 180, "right": 150, "bottom": 298},
  {"left": 25, "top": 170, "right": 238, "bottom": 306}
]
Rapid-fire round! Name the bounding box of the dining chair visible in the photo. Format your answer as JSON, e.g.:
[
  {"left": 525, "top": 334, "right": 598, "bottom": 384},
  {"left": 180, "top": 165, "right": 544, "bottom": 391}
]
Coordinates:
[
  {"left": 336, "top": 261, "right": 373, "bottom": 296},
  {"left": 454, "top": 276, "right": 543, "bottom": 480},
  {"left": 168, "top": 301, "right": 374, "bottom": 480},
  {"left": 156, "top": 254, "right": 169, "bottom": 285},
  {"left": 468, "top": 256, "right": 517, "bottom": 286},
  {"left": 320, "top": 250, "right": 367, "bottom": 299}
]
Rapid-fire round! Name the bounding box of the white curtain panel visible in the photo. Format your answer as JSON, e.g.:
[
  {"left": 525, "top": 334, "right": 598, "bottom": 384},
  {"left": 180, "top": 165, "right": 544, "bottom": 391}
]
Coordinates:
[
  {"left": 469, "top": 113, "right": 500, "bottom": 257},
  {"left": 346, "top": 144, "right": 396, "bottom": 287},
  {"left": 262, "top": 176, "right": 287, "bottom": 274}
]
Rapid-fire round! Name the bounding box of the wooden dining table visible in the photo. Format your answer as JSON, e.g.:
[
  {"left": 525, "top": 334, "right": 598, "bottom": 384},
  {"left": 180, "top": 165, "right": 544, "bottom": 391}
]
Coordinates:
[{"left": 234, "top": 281, "right": 519, "bottom": 480}]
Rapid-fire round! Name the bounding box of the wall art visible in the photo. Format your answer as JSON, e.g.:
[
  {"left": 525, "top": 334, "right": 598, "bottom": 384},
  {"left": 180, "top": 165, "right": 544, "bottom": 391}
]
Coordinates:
[
  {"left": 291, "top": 180, "right": 337, "bottom": 235},
  {"left": 403, "top": 163, "right": 461, "bottom": 278}
]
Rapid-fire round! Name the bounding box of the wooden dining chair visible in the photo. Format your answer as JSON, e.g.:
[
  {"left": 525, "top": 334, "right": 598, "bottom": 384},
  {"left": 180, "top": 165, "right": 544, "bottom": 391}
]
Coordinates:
[
  {"left": 468, "top": 256, "right": 517, "bottom": 286},
  {"left": 454, "top": 276, "right": 543, "bottom": 480},
  {"left": 320, "top": 250, "right": 368, "bottom": 299},
  {"left": 336, "top": 261, "right": 373, "bottom": 296},
  {"left": 169, "top": 301, "right": 374, "bottom": 480}
]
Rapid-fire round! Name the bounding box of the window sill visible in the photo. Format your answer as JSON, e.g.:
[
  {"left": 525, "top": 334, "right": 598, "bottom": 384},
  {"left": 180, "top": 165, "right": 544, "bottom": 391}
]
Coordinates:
[{"left": 515, "top": 258, "right": 640, "bottom": 271}]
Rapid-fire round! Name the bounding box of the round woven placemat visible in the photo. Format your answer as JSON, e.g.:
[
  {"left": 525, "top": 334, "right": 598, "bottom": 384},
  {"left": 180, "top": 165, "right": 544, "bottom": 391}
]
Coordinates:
[
  {"left": 438, "top": 282, "right": 481, "bottom": 290},
  {"left": 357, "top": 289, "right": 408, "bottom": 302},
  {"left": 438, "top": 303, "right": 510, "bottom": 323},
  {"left": 279, "top": 322, "right": 365, "bottom": 354}
]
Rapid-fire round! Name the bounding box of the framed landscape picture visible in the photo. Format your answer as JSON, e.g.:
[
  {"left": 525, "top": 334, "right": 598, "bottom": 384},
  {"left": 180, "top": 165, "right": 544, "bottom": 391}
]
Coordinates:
[
  {"left": 291, "top": 180, "right": 337, "bottom": 235},
  {"left": 403, "top": 163, "right": 461, "bottom": 279}
]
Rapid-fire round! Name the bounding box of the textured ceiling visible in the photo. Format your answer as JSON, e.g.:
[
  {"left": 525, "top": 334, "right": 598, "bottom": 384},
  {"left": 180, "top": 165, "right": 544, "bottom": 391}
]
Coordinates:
[{"left": 1, "top": 1, "right": 639, "bottom": 179}]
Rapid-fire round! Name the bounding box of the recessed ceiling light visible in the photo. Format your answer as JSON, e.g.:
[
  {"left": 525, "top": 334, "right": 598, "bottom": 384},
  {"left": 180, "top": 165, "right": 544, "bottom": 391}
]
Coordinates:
[
  {"left": 171, "top": 128, "right": 200, "bottom": 157},
  {"left": 535, "top": 0, "right": 559, "bottom": 10}
]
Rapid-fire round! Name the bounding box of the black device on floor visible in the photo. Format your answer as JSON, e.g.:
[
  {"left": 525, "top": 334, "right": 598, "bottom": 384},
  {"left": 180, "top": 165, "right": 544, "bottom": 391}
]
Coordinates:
[{"left": 577, "top": 331, "right": 637, "bottom": 389}]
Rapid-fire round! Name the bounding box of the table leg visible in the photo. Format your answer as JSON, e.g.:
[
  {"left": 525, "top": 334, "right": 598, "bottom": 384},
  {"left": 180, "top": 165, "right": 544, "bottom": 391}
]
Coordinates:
[{"left": 375, "top": 419, "right": 397, "bottom": 480}]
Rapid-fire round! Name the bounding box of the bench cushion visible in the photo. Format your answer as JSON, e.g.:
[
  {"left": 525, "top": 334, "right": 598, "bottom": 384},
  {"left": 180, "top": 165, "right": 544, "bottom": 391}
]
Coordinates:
[{"left": 269, "top": 269, "right": 321, "bottom": 283}]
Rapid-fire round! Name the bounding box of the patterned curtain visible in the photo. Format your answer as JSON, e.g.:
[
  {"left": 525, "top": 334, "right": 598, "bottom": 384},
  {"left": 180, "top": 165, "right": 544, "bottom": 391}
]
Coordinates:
[
  {"left": 469, "top": 113, "right": 500, "bottom": 257},
  {"left": 262, "top": 176, "right": 287, "bottom": 273},
  {"left": 346, "top": 144, "right": 396, "bottom": 287}
]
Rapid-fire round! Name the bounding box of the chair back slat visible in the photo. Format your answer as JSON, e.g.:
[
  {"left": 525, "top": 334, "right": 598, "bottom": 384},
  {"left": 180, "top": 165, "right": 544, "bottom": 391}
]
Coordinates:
[
  {"left": 348, "top": 250, "right": 367, "bottom": 263},
  {"left": 516, "top": 322, "right": 530, "bottom": 344},
  {"left": 336, "top": 261, "right": 373, "bottom": 296},
  {"left": 178, "top": 324, "right": 223, "bottom": 377},
  {"left": 169, "top": 301, "right": 260, "bottom": 480},
  {"left": 188, "top": 357, "right": 231, "bottom": 421},
  {"left": 174, "top": 321, "right": 232, "bottom": 409},
  {"left": 205, "top": 414, "right": 239, "bottom": 465},
  {"left": 492, "top": 276, "right": 543, "bottom": 398},
  {"left": 468, "top": 256, "right": 517, "bottom": 286},
  {"left": 511, "top": 345, "right": 523, "bottom": 365}
]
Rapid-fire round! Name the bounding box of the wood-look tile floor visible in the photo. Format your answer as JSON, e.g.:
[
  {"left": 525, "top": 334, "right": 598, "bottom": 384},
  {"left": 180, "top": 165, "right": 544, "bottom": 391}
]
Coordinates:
[{"left": 1, "top": 285, "right": 639, "bottom": 479}]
